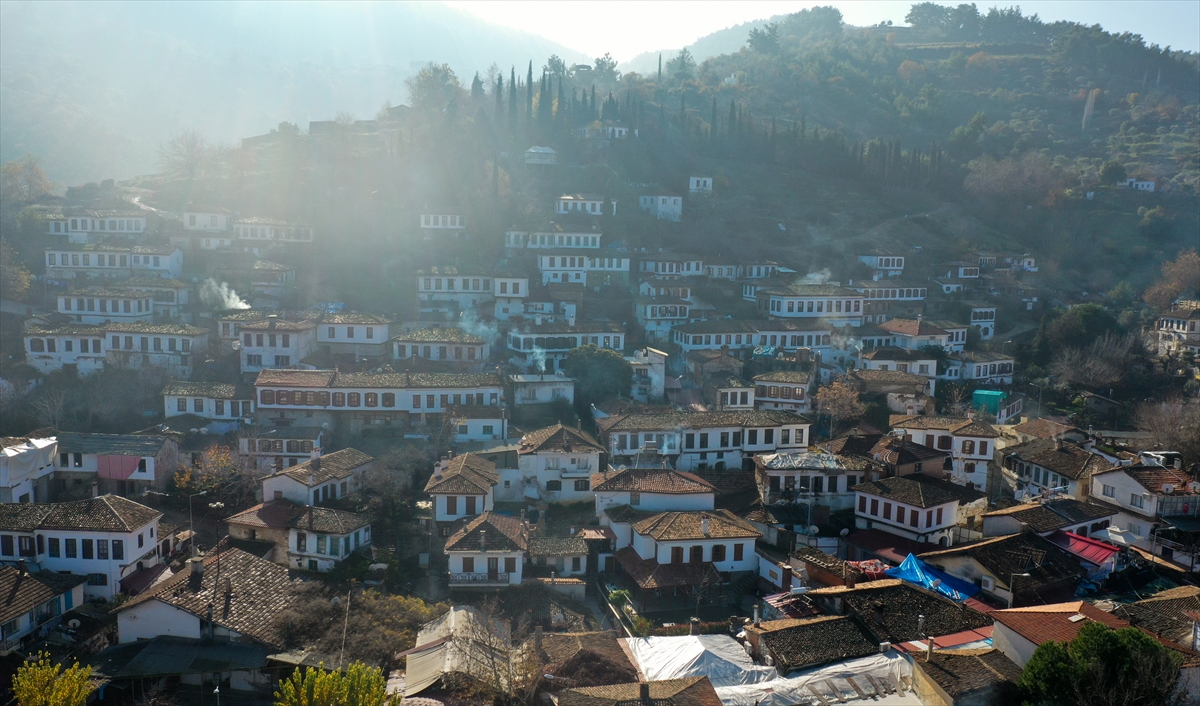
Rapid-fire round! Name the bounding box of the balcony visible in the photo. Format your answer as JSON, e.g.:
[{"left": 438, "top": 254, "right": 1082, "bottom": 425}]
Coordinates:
[{"left": 450, "top": 572, "right": 510, "bottom": 586}]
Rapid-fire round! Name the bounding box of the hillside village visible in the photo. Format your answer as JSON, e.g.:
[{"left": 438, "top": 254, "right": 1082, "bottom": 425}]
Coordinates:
[{"left": 1, "top": 4, "right": 1199, "bottom": 706}]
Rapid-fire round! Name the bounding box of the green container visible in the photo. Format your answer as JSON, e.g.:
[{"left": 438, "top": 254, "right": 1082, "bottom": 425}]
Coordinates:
[{"left": 973, "top": 389, "right": 1006, "bottom": 415}]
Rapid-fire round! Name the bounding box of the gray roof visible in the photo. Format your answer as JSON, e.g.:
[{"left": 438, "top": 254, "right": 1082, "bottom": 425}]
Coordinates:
[
  {"left": 529, "top": 536, "right": 588, "bottom": 556},
  {"left": 0, "top": 495, "right": 161, "bottom": 532},
  {"left": 55, "top": 432, "right": 169, "bottom": 456}
]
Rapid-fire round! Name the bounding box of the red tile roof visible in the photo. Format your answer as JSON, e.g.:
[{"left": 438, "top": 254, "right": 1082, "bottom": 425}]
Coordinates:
[
  {"left": 878, "top": 318, "right": 949, "bottom": 337},
  {"left": 591, "top": 467, "right": 716, "bottom": 494},
  {"left": 991, "top": 601, "right": 1127, "bottom": 645}
]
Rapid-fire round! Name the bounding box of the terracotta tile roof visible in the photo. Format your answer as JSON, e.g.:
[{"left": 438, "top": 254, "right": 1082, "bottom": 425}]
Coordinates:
[
  {"left": 319, "top": 312, "right": 391, "bottom": 325},
  {"left": 1011, "top": 419, "right": 1085, "bottom": 439},
  {"left": 32, "top": 495, "right": 161, "bottom": 532},
  {"left": 558, "top": 677, "right": 722, "bottom": 706},
  {"left": 444, "top": 512, "right": 528, "bottom": 552},
  {"left": 889, "top": 415, "right": 999, "bottom": 438},
  {"left": 518, "top": 424, "right": 604, "bottom": 454},
  {"left": 991, "top": 601, "right": 1127, "bottom": 645},
  {"left": 982, "top": 500, "right": 1115, "bottom": 533},
  {"left": 224, "top": 500, "right": 369, "bottom": 535},
  {"left": 0, "top": 504, "right": 54, "bottom": 532},
  {"left": 613, "top": 547, "right": 722, "bottom": 590},
  {"left": 1001, "top": 439, "right": 1114, "bottom": 480},
  {"left": 877, "top": 318, "right": 949, "bottom": 337},
  {"left": 916, "top": 648, "right": 1022, "bottom": 698},
  {"left": 272, "top": 448, "right": 372, "bottom": 485},
  {"left": 1113, "top": 586, "right": 1200, "bottom": 648},
  {"left": 55, "top": 432, "right": 170, "bottom": 456},
  {"left": 528, "top": 536, "right": 588, "bottom": 556},
  {"left": 424, "top": 453, "right": 498, "bottom": 494},
  {"left": 162, "top": 382, "right": 242, "bottom": 398},
  {"left": 920, "top": 532, "right": 1085, "bottom": 592},
  {"left": 820, "top": 433, "right": 948, "bottom": 467},
  {"left": 852, "top": 474, "right": 985, "bottom": 508},
  {"left": 751, "top": 615, "right": 879, "bottom": 672},
  {"left": 254, "top": 370, "right": 338, "bottom": 387},
  {"left": 392, "top": 327, "right": 485, "bottom": 343},
  {"left": 752, "top": 370, "right": 809, "bottom": 384},
  {"left": 631, "top": 509, "right": 760, "bottom": 541},
  {"left": 118, "top": 547, "right": 302, "bottom": 648},
  {"left": 591, "top": 467, "right": 716, "bottom": 494},
  {"left": 859, "top": 347, "right": 932, "bottom": 362},
  {"left": 812, "top": 580, "right": 993, "bottom": 643},
  {"left": 240, "top": 319, "right": 315, "bottom": 332},
  {"left": 603, "top": 504, "right": 661, "bottom": 525},
  {"left": 790, "top": 545, "right": 867, "bottom": 583},
  {"left": 535, "top": 632, "right": 638, "bottom": 687},
  {"left": 1095, "top": 463, "right": 1194, "bottom": 494},
  {"left": 0, "top": 567, "right": 86, "bottom": 624},
  {"left": 847, "top": 369, "right": 930, "bottom": 386}
]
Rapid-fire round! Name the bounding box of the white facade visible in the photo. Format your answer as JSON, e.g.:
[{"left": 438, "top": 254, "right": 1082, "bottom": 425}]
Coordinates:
[
  {"left": 759, "top": 285, "right": 864, "bottom": 328},
  {"left": 524, "top": 147, "right": 558, "bottom": 165},
  {"left": 555, "top": 194, "right": 615, "bottom": 216},
  {"left": 507, "top": 324, "right": 624, "bottom": 371},
  {"left": 689, "top": 177, "right": 713, "bottom": 194},
  {"left": 45, "top": 246, "right": 182, "bottom": 280},
  {"left": 594, "top": 489, "right": 714, "bottom": 517},
  {"left": 857, "top": 253, "right": 905, "bottom": 277},
  {"left": 606, "top": 414, "right": 811, "bottom": 472},
  {"left": 536, "top": 252, "right": 630, "bottom": 285},
  {"left": 239, "top": 321, "right": 318, "bottom": 374},
  {"left": 58, "top": 290, "right": 155, "bottom": 325},
  {"left": 510, "top": 374, "right": 575, "bottom": 406},
  {"left": 447, "top": 550, "right": 523, "bottom": 585},
  {"left": 671, "top": 321, "right": 833, "bottom": 357},
  {"left": 183, "top": 211, "right": 233, "bottom": 232},
  {"left": 417, "top": 269, "right": 493, "bottom": 310},
  {"left": 420, "top": 214, "right": 466, "bottom": 230},
  {"left": 233, "top": 218, "right": 314, "bottom": 246},
  {"left": 0, "top": 437, "right": 56, "bottom": 504},
  {"left": 504, "top": 231, "right": 601, "bottom": 250},
  {"left": 627, "top": 348, "right": 668, "bottom": 402},
  {"left": 25, "top": 324, "right": 208, "bottom": 378},
  {"left": 892, "top": 420, "right": 997, "bottom": 489},
  {"left": 518, "top": 449, "right": 600, "bottom": 504},
  {"left": 638, "top": 195, "right": 682, "bottom": 221},
  {"left": 854, "top": 490, "right": 959, "bottom": 546}
]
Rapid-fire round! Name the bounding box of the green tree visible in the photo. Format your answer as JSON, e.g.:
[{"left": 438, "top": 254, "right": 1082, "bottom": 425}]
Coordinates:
[
  {"left": 543, "top": 54, "right": 567, "bottom": 77},
  {"left": 14, "top": 652, "right": 95, "bottom": 706},
  {"left": 405, "top": 63, "right": 462, "bottom": 115},
  {"left": 0, "top": 237, "right": 32, "bottom": 300},
  {"left": 593, "top": 53, "right": 619, "bottom": 82},
  {"left": 665, "top": 48, "right": 696, "bottom": 79},
  {"left": 1098, "top": 160, "right": 1127, "bottom": 185},
  {"left": 562, "top": 344, "right": 633, "bottom": 408},
  {"left": 1018, "top": 621, "right": 1184, "bottom": 706},
  {"left": 1, "top": 154, "right": 54, "bottom": 205},
  {"left": 274, "top": 662, "right": 397, "bottom": 706},
  {"left": 747, "top": 23, "right": 780, "bottom": 54},
  {"left": 905, "top": 2, "right": 952, "bottom": 30}
]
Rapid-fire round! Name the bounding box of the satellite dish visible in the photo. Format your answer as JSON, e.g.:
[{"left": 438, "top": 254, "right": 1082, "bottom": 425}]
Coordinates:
[
  {"left": 840, "top": 528, "right": 850, "bottom": 536},
  {"left": 808, "top": 525, "right": 820, "bottom": 535},
  {"left": 68, "top": 619, "right": 81, "bottom": 629}
]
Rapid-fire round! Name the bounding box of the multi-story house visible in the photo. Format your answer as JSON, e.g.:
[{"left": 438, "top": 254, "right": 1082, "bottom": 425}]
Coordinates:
[
  {"left": 703, "top": 257, "right": 740, "bottom": 280},
  {"left": 940, "top": 262, "right": 981, "bottom": 280},
  {"left": 162, "top": 382, "right": 254, "bottom": 425},
  {"left": 122, "top": 278, "right": 190, "bottom": 321},
  {"left": 926, "top": 320, "right": 969, "bottom": 353},
  {"left": 604, "top": 508, "right": 759, "bottom": 613},
  {"left": 182, "top": 207, "right": 234, "bottom": 232},
  {"left": 627, "top": 347, "right": 668, "bottom": 402},
  {"left": 876, "top": 318, "right": 954, "bottom": 352},
  {"left": 756, "top": 283, "right": 865, "bottom": 327},
  {"left": 1000, "top": 438, "right": 1115, "bottom": 501},
  {"left": 638, "top": 194, "right": 683, "bottom": 221},
  {"left": 890, "top": 415, "right": 1001, "bottom": 490},
  {"left": 951, "top": 351, "right": 1015, "bottom": 385},
  {"left": 393, "top": 328, "right": 489, "bottom": 368},
  {"left": 507, "top": 321, "right": 624, "bottom": 372},
  {"left": 0, "top": 435, "right": 57, "bottom": 504},
  {"left": 253, "top": 369, "right": 505, "bottom": 435},
  {"left": 516, "top": 424, "right": 605, "bottom": 504},
  {"left": 445, "top": 512, "right": 528, "bottom": 588},
  {"left": 261, "top": 448, "right": 374, "bottom": 506},
  {"left": 752, "top": 371, "right": 812, "bottom": 413},
  {"left": 555, "top": 194, "right": 616, "bottom": 216},
  {"left": 233, "top": 217, "right": 314, "bottom": 252},
  {"left": 740, "top": 260, "right": 781, "bottom": 279},
  {"left": 1091, "top": 462, "right": 1200, "bottom": 569},
  {"left": 703, "top": 374, "right": 755, "bottom": 411},
  {"left": 209, "top": 258, "right": 295, "bottom": 297},
  {"left": 45, "top": 245, "right": 183, "bottom": 280},
  {"left": 504, "top": 229, "right": 602, "bottom": 251},
  {"left": 821, "top": 433, "right": 949, "bottom": 480},
  {"left": 52, "top": 432, "right": 178, "bottom": 498},
  {"left": 965, "top": 301, "right": 998, "bottom": 340},
  {"left": 845, "top": 280, "right": 927, "bottom": 324},
  {"left": 852, "top": 474, "right": 987, "bottom": 547},
  {"left": 637, "top": 254, "right": 704, "bottom": 278},
  {"left": 492, "top": 274, "right": 530, "bottom": 320},
  {"left": 754, "top": 450, "right": 881, "bottom": 511},
  {"left": 920, "top": 532, "right": 1085, "bottom": 607},
  {"left": 635, "top": 278, "right": 694, "bottom": 341},
  {"left": 45, "top": 210, "right": 150, "bottom": 243},
  {"left": 0, "top": 495, "right": 164, "bottom": 600},
  {"left": 303, "top": 313, "right": 389, "bottom": 359},
  {"left": 856, "top": 250, "right": 906, "bottom": 278},
  {"left": 420, "top": 214, "right": 467, "bottom": 238},
  {"left": 224, "top": 500, "right": 371, "bottom": 572},
  {"left": 670, "top": 320, "right": 833, "bottom": 357},
  {"left": 425, "top": 453, "right": 498, "bottom": 535},
  {"left": 238, "top": 425, "right": 325, "bottom": 471},
  {"left": 601, "top": 410, "right": 811, "bottom": 472},
  {"left": 238, "top": 318, "right": 318, "bottom": 374},
  {"left": 858, "top": 347, "right": 938, "bottom": 380},
  {"left": 591, "top": 467, "right": 716, "bottom": 517},
  {"left": 416, "top": 266, "right": 493, "bottom": 315},
  {"left": 1156, "top": 302, "right": 1200, "bottom": 355},
  {"left": 509, "top": 373, "right": 575, "bottom": 411},
  {"left": 535, "top": 251, "right": 630, "bottom": 286},
  {"left": 58, "top": 288, "right": 156, "bottom": 324},
  {"left": 688, "top": 177, "right": 713, "bottom": 193},
  {"left": 0, "top": 566, "right": 86, "bottom": 656},
  {"left": 25, "top": 323, "right": 209, "bottom": 377}
]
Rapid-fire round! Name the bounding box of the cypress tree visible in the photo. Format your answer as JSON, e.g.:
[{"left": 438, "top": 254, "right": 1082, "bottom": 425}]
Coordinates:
[
  {"left": 710, "top": 97, "right": 718, "bottom": 144},
  {"left": 728, "top": 101, "right": 736, "bottom": 140},
  {"left": 495, "top": 75, "right": 504, "bottom": 124},
  {"left": 509, "top": 67, "right": 518, "bottom": 131},
  {"left": 526, "top": 61, "right": 534, "bottom": 120},
  {"left": 658, "top": 54, "right": 662, "bottom": 82},
  {"left": 591, "top": 85, "right": 597, "bottom": 121}
]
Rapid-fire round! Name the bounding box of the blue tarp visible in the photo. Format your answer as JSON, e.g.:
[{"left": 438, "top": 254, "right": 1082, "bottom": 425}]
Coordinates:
[{"left": 884, "top": 553, "right": 981, "bottom": 602}]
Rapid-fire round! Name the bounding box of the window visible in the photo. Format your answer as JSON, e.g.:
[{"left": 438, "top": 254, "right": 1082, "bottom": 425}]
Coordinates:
[
  {"left": 574, "top": 479, "right": 590, "bottom": 491},
  {"left": 733, "top": 543, "right": 744, "bottom": 561},
  {"left": 465, "top": 496, "right": 477, "bottom": 515},
  {"left": 65, "top": 539, "right": 77, "bottom": 558},
  {"left": 462, "top": 556, "right": 475, "bottom": 572},
  {"left": 194, "top": 398, "right": 204, "bottom": 413},
  {"left": 1102, "top": 484, "right": 1116, "bottom": 498},
  {"left": 630, "top": 492, "right": 641, "bottom": 506},
  {"left": 97, "top": 539, "right": 109, "bottom": 559},
  {"left": 670, "top": 546, "right": 683, "bottom": 563},
  {"left": 690, "top": 546, "right": 703, "bottom": 563},
  {"left": 936, "top": 507, "right": 944, "bottom": 525},
  {"left": 112, "top": 540, "right": 123, "bottom": 560},
  {"left": 177, "top": 397, "right": 187, "bottom": 412},
  {"left": 82, "top": 539, "right": 94, "bottom": 559},
  {"left": 962, "top": 439, "right": 976, "bottom": 454},
  {"left": 546, "top": 480, "right": 562, "bottom": 491},
  {"left": 910, "top": 510, "right": 920, "bottom": 527},
  {"left": 896, "top": 507, "right": 905, "bottom": 525},
  {"left": 87, "top": 574, "right": 108, "bottom": 586},
  {"left": 446, "top": 496, "right": 457, "bottom": 514},
  {"left": 712, "top": 544, "right": 726, "bottom": 562},
  {"left": 505, "top": 557, "right": 516, "bottom": 573},
  {"left": 1130, "top": 494, "right": 1145, "bottom": 509},
  {"left": 883, "top": 502, "right": 892, "bottom": 520},
  {"left": 870, "top": 499, "right": 879, "bottom": 516},
  {"left": 0, "top": 536, "right": 10, "bottom": 556},
  {"left": 937, "top": 435, "right": 952, "bottom": 450},
  {"left": 137, "top": 532, "right": 144, "bottom": 548},
  {"left": 858, "top": 496, "right": 867, "bottom": 513}
]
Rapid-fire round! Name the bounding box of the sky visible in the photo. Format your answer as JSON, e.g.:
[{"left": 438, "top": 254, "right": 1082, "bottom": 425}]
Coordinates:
[{"left": 444, "top": 0, "right": 1200, "bottom": 62}]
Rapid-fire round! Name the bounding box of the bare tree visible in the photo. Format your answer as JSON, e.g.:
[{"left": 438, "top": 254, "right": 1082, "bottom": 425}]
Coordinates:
[
  {"left": 1051, "top": 332, "right": 1141, "bottom": 390},
  {"left": 942, "top": 383, "right": 971, "bottom": 416},
  {"left": 30, "top": 388, "right": 69, "bottom": 429},
  {"left": 1134, "top": 399, "right": 1200, "bottom": 470},
  {"left": 1, "top": 154, "right": 54, "bottom": 204},
  {"left": 159, "top": 128, "right": 209, "bottom": 181},
  {"left": 815, "top": 380, "right": 866, "bottom": 436}
]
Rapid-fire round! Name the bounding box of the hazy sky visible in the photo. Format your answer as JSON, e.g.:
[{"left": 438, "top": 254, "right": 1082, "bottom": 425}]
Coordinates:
[{"left": 445, "top": 0, "right": 1200, "bottom": 62}]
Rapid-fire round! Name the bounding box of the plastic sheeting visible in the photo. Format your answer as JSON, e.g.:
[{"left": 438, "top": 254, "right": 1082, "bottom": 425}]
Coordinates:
[
  {"left": 622, "top": 635, "right": 778, "bottom": 687},
  {"left": 884, "top": 553, "right": 980, "bottom": 602},
  {"left": 713, "top": 652, "right": 920, "bottom": 706}
]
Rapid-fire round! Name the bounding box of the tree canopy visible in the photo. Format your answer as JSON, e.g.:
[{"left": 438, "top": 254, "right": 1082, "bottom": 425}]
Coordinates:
[
  {"left": 14, "top": 652, "right": 95, "bottom": 706},
  {"left": 562, "top": 344, "right": 633, "bottom": 408},
  {"left": 405, "top": 62, "right": 463, "bottom": 115}
]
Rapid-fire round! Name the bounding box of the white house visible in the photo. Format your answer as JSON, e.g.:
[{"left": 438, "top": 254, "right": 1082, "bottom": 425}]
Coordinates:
[
  {"left": 754, "top": 450, "right": 876, "bottom": 512},
  {"left": 1000, "top": 437, "right": 1115, "bottom": 501},
  {"left": 627, "top": 347, "right": 668, "bottom": 402},
  {"left": 875, "top": 318, "right": 959, "bottom": 352},
  {"left": 314, "top": 313, "right": 392, "bottom": 358},
  {"left": 183, "top": 208, "right": 233, "bottom": 232},
  {"left": 752, "top": 371, "right": 812, "bottom": 413},
  {"left": 46, "top": 210, "right": 149, "bottom": 243},
  {"left": 239, "top": 318, "right": 318, "bottom": 374},
  {"left": 524, "top": 146, "right": 558, "bottom": 165},
  {"left": 965, "top": 302, "right": 998, "bottom": 340},
  {"left": 393, "top": 328, "right": 490, "bottom": 368},
  {"left": 0, "top": 566, "right": 86, "bottom": 656},
  {"left": 890, "top": 415, "right": 1000, "bottom": 490},
  {"left": 416, "top": 267, "right": 493, "bottom": 314},
  {"left": 238, "top": 425, "right": 325, "bottom": 471},
  {"left": 756, "top": 283, "right": 865, "bottom": 327},
  {"left": 859, "top": 347, "right": 938, "bottom": 381},
  {"left": 535, "top": 251, "right": 630, "bottom": 286},
  {"left": 507, "top": 321, "right": 624, "bottom": 372},
  {"left": 233, "top": 217, "right": 314, "bottom": 249},
  {"left": 45, "top": 245, "right": 183, "bottom": 280},
  {"left": 555, "top": 194, "right": 615, "bottom": 216},
  {"left": 503, "top": 230, "right": 602, "bottom": 251},
  {"left": 591, "top": 466, "right": 716, "bottom": 517},
  {"left": 1090, "top": 462, "right": 1198, "bottom": 565},
  {"left": 940, "top": 262, "right": 980, "bottom": 280},
  {"left": 852, "top": 474, "right": 987, "bottom": 547},
  {"left": 1155, "top": 304, "right": 1200, "bottom": 355},
  {"left": 493, "top": 275, "right": 530, "bottom": 320},
  {"left": 527, "top": 536, "right": 588, "bottom": 577},
  {"left": 260, "top": 448, "right": 374, "bottom": 506},
  {"left": 638, "top": 195, "right": 682, "bottom": 222},
  {"left": 58, "top": 288, "right": 156, "bottom": 325},
  {"left": 601, "top": 410, "right": 811, "bottom": 472},
  {"left": 515, "top": 424, "right": 605, "bottom": 504},
  {"left": 425, "top": 453, "right": 498, "bottom": 531},
  {"left": 1, "top": 435, "right": 57, "bottom": 504},
  {"left": 444, "top": 512, "right": 528, "bottom": 588},
  {"left": 162, "top": 382, "right": 254, "bottom": 427},
  {"left": 510, "top": 373, "right": 575, "bottom": 408},
  {"left": 857, "top": 251, "right": 906, "bottom": 277},
  {"left": 52, "top": 432, "right": 179, "bottom": 497},
  {"left": 0, "top": 495, "right": 164, "bottom": 600},
  {"left": 23, "top": 324, "right": 108, "bottom": 375},
  {"left": 952, "top": 351, "right": 1015, "bottom": 385},
  {"left": 670, "top": 319, "right": 833, "bottom": 357},
  {"left": 223, "top": 500, "right": 371, "bottom": 573},
  {"left": 27, "top": 321, "right": 208, "bottom": 378},
  {"left": 845, "top": 280, "right": 928, "bottom": 325},
  {"left": 638, "top": 254, "right": 704, "bottom": 278},
  {"left": 688, "top": 177, "right": 713, "bottom": 194},
  {"left": 1118, "top": 177, "right": 1155, "bottom": 192},
  {"left": 420, "top": 214, "right": 467, "bottom": 239},
  {"left": 122, "top": 278, "right": 191, "bottom": 321}
]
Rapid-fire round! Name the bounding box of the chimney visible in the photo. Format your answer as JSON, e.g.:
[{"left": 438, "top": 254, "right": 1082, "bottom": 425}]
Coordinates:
[
  {"left": 639, "top": 683, "right": 651, "bottom": 705},
  {"left": 190, "top": 556, "right": 206, "bottom": 578},
  {"left": 752, "top": 603, "right": 761, "bottom": 627},
  {"left": 700, "top": 514, "right": 710, "bottom": 536},
  {"left": 781, "top": 566, "right": 793, "bottom": 591},
  {"left": 690, "top": 617, "right": 700, "bottom": 635},
  {"left": 206, "top": 603, "right": 215, "bottom": 638},
  {"left": 534, "top": 625, "right": 543, "bottom": 650},
  {"left": 225, "top": 577, "right": 232, "bottom": 597},
  {"left": 91, "top": 481, "right": 98, "bottom": 498},
  {"left": 479, "top": 529, "right": 487, "bottom": 551}
]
